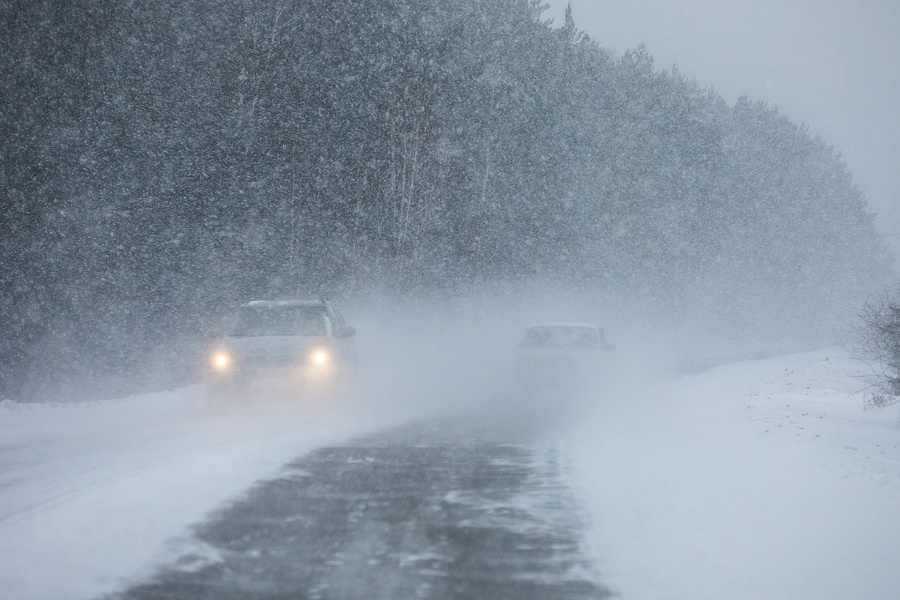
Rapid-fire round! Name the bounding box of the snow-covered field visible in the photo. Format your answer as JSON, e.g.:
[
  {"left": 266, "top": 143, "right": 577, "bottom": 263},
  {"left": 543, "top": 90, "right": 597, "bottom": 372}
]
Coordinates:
[
  {"left": 1, "top": 347, "right": 898, "bottom": 600},
  {"left": 565, "top": 347, "right": 900, "bottom": 600}
]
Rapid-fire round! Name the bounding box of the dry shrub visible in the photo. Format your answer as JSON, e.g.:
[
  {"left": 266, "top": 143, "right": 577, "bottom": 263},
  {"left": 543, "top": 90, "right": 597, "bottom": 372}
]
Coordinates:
[{"left": 857, "top": 290, "right": 900, "bottom": 406}]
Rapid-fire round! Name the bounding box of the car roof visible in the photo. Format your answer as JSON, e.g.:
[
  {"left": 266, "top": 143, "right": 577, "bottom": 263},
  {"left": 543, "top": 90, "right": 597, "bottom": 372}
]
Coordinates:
[
  {"left": 526, "top": 322, "right": 600, "bottom": 330},
  {"left": 240, "top": 300, "right": 327, "bottom": 309}
]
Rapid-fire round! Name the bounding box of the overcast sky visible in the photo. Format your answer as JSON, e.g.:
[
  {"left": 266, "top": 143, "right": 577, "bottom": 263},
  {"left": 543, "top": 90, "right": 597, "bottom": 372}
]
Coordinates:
[{"left": 545, "top": 0, "right": 900, "bottom": 259}]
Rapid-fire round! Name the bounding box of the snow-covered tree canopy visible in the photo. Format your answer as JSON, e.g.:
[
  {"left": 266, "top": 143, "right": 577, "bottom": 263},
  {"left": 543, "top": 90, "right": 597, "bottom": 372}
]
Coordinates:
[{"left": 0, "top": 0, "right": 889, "bottom": 399}]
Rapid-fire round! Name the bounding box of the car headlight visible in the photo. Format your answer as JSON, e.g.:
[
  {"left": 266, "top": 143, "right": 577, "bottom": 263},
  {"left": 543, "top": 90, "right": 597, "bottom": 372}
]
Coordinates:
[
  {"left": 310, "top": 349, "right": 328, "bottom": 366},
  {"left": 211, "top": 352, "right": 231, "bottom": 371}
]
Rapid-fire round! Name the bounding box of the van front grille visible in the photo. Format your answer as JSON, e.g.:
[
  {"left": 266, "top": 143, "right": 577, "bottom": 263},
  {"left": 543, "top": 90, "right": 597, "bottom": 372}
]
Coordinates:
[{"left": 242, "top": 354, "right": 296, "bottom": 368}]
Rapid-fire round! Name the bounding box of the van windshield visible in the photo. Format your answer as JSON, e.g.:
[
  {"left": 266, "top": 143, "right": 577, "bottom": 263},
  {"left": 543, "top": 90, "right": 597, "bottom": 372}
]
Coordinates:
[{"left": 229, "top": 306, "right": 327, "bottom": 337}]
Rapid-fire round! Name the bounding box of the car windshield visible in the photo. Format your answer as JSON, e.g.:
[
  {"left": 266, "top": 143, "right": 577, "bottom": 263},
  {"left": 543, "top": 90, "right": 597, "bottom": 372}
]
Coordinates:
[
  {"left": 524, "top": 326, "right": 600, "bottom": 349},
  {"left": 228, "top": 305, "right": 327, "bottom": 337}
]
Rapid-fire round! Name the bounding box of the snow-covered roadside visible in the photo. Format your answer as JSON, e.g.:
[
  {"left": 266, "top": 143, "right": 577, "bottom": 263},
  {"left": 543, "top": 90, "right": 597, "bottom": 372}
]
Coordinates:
[
  {"left": 564, "top": 348, "right": 900, "bottom": 600},
  {"left": 0, "top": 387, "right": 399, "bottom": 600}
]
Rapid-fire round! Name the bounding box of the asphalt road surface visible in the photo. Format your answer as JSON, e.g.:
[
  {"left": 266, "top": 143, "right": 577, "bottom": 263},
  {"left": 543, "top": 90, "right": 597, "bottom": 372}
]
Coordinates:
[{"left": 108, "top": 414, "right": 611, "bottom": 600}]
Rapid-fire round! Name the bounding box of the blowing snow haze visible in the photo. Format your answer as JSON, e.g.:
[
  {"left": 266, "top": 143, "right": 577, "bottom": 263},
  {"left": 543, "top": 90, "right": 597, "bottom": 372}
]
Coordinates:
[{"left": 0, "top": 0, "right": 891, "bottom": 401}]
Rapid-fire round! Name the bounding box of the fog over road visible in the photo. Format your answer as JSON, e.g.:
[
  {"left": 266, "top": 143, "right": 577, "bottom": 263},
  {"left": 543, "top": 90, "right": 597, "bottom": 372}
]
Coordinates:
[{"left": 108, "top": 415, "right": 609, "bottom": 600}]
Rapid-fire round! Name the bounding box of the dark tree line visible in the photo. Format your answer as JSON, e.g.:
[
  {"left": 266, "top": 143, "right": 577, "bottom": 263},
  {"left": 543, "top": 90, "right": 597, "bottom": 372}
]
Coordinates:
[{"left": 0, "top": 0, "right": 889, "bottom": 400}]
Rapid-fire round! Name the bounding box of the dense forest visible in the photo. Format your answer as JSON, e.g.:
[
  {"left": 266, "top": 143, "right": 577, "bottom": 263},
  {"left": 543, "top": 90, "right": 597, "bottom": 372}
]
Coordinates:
[{"left": 1, "top": 0, "right": 890, "bottom": 400}]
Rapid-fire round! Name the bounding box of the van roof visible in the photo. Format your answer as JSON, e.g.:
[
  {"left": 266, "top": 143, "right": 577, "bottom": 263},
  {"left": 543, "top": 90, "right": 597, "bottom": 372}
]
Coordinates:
[{"left": 241, "top": 300, "right": 326, "bottom": 309}]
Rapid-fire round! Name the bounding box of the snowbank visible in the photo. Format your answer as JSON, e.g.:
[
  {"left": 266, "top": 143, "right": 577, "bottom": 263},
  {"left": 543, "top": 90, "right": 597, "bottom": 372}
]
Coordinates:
[{"left": 565, "top": 348, "right": 900, "bottom": 600}]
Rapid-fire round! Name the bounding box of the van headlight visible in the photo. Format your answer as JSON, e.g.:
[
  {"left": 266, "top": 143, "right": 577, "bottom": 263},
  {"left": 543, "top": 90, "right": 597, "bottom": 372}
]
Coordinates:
[
  {"left": 310, "top": 349, "right": 328, "bottom": 366},
  {"left": 211, "top": 352, "right": 231, "bottom": 371}
]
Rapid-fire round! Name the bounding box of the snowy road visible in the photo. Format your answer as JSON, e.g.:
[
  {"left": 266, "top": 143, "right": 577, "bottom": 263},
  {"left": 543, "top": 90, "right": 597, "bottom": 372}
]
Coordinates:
[
  {"left": 109, "top": 416, "right": 608, "bottom": 600},
  {"left": 2, "top": 348, "right": 900, "bottom": 600}
]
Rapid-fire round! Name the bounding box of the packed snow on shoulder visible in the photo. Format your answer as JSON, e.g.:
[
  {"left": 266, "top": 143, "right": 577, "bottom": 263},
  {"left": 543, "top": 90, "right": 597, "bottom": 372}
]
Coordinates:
[
  {"left": 0, "top": 387, "right": 400, "bottom": 600},
  {"left": 564, "top": 347, "right": 900, "bottom": 600}
]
